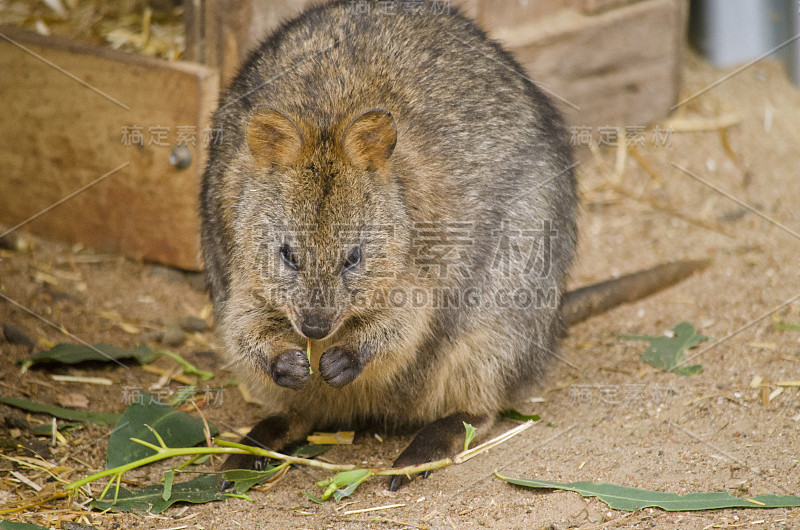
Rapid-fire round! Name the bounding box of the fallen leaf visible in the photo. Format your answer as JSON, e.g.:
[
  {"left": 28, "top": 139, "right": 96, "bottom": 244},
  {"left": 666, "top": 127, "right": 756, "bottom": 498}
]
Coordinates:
[
  {"left": 91, "top": 475, "right": 227, "bottom": 514},
  {"left": 21, "top": 343, "right": 159, "bottom": 371},
  {"left": 498, "top": 475, "right": 800, "bottom": 511},
  {"left": 222, "top": 467, "right": 284, "bottom": 495},
  {"left": 620, "top": 322, "right": 707, "bottom": 376},
  {"left": 500, "top": 409, "right": 541, "bottom": 422},
  {"left": 0, "top": 396, "right": 120, "bottom": 426},
  {"left": 106, "top": 393, "right": 218, "bottom": 468},
  {"left": 292, "top": 444, "right": 334, "bottom": 458}
]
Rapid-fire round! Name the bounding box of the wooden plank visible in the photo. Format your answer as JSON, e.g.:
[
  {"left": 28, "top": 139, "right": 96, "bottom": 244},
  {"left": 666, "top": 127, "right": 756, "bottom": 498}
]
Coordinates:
[
  {"left": 0, "top": 26, "right": 218, "bottom": 269},
  {"left": 476, "top": 0, "right": 644, "bottom": 28},
  {"left": 202, "top": 0, "right": 315, "bottom": 85},
  {"left": 184, "top": 0, "right": 204, "bottom": 63},
  {"left": 477, "top": 0, "right": 579, "bottom": 32},
  {"left": 491, "top": 0, "right": 687, "bottom": 128},
  {"left": 580, "top": 0, "right": 641, "bottom": 15}
]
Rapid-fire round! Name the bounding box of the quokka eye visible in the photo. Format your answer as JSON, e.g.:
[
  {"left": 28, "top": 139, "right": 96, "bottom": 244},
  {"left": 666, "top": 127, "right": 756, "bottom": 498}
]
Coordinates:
[
  {"left": 279, "top": 243, "right": 298, "bottom": 271},
  {"left": 343, "top": 246, "right": 361, "bottom": 271}
]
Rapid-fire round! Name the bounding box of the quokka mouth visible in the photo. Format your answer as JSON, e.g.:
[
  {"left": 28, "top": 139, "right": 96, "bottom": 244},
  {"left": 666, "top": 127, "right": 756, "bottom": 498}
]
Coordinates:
[{"left": 288, "top": 309, "right": 345, "bottom": 342}]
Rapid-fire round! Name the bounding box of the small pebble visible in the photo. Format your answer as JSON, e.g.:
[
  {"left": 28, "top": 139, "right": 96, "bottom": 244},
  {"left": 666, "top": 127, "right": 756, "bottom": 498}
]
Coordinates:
[
  {"left": 0, "top": 233, "right": 30, "bottom": 251},
  {"left": 179, "top": 315, "right": 208, "bottom": 333},
  {"left": 23, "top": 437, "right": 51, "bottom": 459},
  {"left": 4, "top": 411, "right": 30, "bottom": 430},
  {"left": 161, "top": 327, "right": 186, "bottom": 347},
  {"left": 0, "top": 234, "right": 15, "bottom": 250},
  {"left": 191, "top": 350, "right": 221, "bottom": 369},
  {"left": 149, "top": 265, "right": 207, "bottom": 291},
  {"left": 62, "top": 522, "right": 97, "bottom": 530},
  {"left": 3, "top": 324, "right": 35, "bottom": 350},
  {"left": 140, "top": 330, "right": 163, "bottom": 343},
  {"left": 148, "top": 264, "right": 185, "bottom": 284}
]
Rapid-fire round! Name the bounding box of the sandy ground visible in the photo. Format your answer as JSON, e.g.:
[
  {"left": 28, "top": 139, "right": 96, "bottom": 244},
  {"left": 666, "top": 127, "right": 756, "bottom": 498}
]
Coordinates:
[{"left": 1, "top": 53, "right": 800, "bottom": 529}]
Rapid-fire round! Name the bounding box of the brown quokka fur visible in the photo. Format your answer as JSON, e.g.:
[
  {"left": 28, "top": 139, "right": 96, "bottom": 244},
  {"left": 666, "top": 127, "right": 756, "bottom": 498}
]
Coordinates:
[{"left": 201, "top": 0, "right": 579, "bottom": 490}]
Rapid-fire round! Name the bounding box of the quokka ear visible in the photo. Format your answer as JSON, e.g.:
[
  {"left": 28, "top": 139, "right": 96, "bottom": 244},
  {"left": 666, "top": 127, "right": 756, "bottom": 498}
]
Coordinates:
[
  {"left": 246, "top": 107, "right": 304, "bottom": 167},
  {"left": 341, "top": 109, "right": 397, "bottom": 170}
]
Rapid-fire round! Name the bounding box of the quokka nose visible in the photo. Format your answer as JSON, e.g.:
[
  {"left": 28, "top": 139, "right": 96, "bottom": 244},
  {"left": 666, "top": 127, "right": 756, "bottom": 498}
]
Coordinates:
[{"left": 301, "top": 313, "right": 332, "bottom": 340}]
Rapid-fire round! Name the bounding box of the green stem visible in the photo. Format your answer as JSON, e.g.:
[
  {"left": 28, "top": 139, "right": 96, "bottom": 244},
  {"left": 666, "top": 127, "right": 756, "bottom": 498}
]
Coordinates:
[
  {"left": 66, "top": 447, "right": 251, "bottom": 492},
  {"left": 215, "top": 439, "right": 358, "bottom": 471},
  {"left": 174, "top": 453, "right": 204, "bottom": 471},
  {"left": 157, "top": 349, "right": 214, "bottom": 381},
  {"left": 66, "top": 420, "right": 535, "bottom": 496}
]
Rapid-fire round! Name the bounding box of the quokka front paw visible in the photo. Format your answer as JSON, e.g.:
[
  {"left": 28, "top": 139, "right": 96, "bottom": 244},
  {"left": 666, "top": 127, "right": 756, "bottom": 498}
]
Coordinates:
[
  {"left": 268, "top": 348, "right": 310, "bottom": 389},
  {"left": 319, "top": 346, "right": 363, "bottom": 387}
]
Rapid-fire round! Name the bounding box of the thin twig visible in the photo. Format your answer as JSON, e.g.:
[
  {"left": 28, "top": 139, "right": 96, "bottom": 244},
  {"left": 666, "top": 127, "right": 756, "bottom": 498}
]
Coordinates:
[{"left": 66, "top": 420, "right": 536, "bottom": 495}]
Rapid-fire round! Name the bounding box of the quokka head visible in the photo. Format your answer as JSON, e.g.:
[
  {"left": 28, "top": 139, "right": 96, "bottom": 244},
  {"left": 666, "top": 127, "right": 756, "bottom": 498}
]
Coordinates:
[{"left": 233, "top": 106, "right": 412, "bottom": 342}]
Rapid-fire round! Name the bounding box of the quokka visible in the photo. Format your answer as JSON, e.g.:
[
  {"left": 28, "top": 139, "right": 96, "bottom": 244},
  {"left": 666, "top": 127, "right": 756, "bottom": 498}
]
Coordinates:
[{"left": 200, "top": 0, "right": 703, "bottom": 490}]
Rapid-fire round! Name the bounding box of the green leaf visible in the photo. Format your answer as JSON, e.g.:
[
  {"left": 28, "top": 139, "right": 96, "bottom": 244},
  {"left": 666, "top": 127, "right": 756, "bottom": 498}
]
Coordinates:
[
  {"left": 20, "top": 343, "right": 158, "bottom": 371},
  {"left": 317, "top": 469, "right": 373, "bottom": 502},
  {"left": 31, "top": 421, "right": 82, "bottom": 434},
  {"left": 498, "top": 475, "right": 800, "bottom": 511},
  {"left": 170, "top": 385, "right": 199, "bottom": 405},
  {"left": 0, "top": 522, "right": 50, "bottom": 530},
  {"left": 305, "top": 492, "right": 325, "bottom": 504},
  {"left": 223, "top": 467, "right": 283, "bottom": 495},
  {"left": 500, "top": 409, "right": 541, "bottom": 422},
  {"left": 332, "top": 470, "right": 372, "bottom": 502},
  {"left": 91, "top": 475, "right": 226, "bottom": 513},
  {"left": 775, "top": 321, "right": 800, "bottom": 331},
  {"left": 191, "top": 454, "right": 211, "bottom": 465},
  {"left": 463, "top": 422, "right": 476, "bottom": 451},
  {"left": 162, "top": 470, "right": 174, "bottom": 501},
  {"left": 0, "top": 396, "right": 121, "bottom": 426},
  {"left": 106, "top": 393, "right": 217, "bottom": 469},
  {"left": 620, "top": 322, "right": 707, "bottom": 376},
  {"left": 322, "top": 468, "right": 372, "bottom": 488},
  {"left": 292, "top": 444, "right": 334, "bottom": 458},
  {"left": 157, "top": 350, "right": 214, "bottom": 381}
]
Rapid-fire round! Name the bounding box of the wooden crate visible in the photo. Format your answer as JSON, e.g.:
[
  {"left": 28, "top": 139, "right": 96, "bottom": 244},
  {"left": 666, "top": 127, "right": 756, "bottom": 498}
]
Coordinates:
[
  {"left": 490, "top": 0, "right": 689, "bottom": 128},
  {"left": 0, "top": 26, "right": 218, "bottom": 270}
]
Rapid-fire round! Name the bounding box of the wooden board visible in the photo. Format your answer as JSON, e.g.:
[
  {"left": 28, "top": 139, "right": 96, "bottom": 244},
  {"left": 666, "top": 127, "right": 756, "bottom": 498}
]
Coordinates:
[
  {"left": 579, "top": 0, "right": 640, "bottom": 15},
  {"left": 477, "top": 0, "right": 580, "bottom": 31},
  {"left": 0, "top": 26, "right": 219, "bottom": 270},
  {"left": 190, "top": 0, "right": 315, "bottom": 86},
  {"left": 493, "top": 0, "right": 688, "bottom": 128}
]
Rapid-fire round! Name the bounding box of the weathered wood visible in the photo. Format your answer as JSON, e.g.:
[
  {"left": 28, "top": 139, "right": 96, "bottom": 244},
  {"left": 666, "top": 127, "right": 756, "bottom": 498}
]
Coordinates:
[
  {"left": 202, "top": 0, "right": 315, "bottom": 85},
  {"left": 183, "top": 0, "right": 203, "bottom": 63},
  {"left": 477, "top": 0, "right": 579, "bottom": 31},
  {"left": 493, "top": 0, "right": 688, "bottom": 128},
  {"left": 579, "top": 0, "right": 640, "bottom": 15},
  {"left": 0, "top": 26, "right": 218, "bottom": 269}
]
